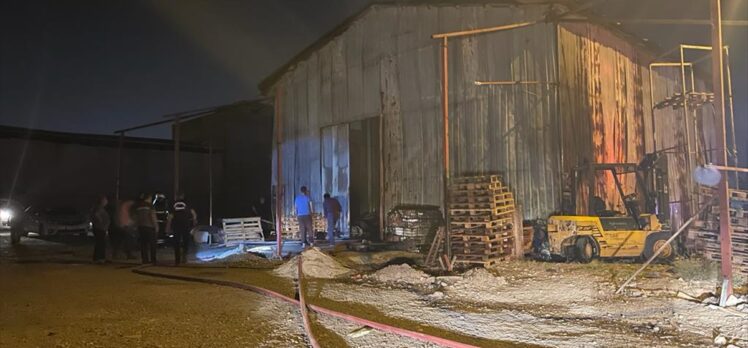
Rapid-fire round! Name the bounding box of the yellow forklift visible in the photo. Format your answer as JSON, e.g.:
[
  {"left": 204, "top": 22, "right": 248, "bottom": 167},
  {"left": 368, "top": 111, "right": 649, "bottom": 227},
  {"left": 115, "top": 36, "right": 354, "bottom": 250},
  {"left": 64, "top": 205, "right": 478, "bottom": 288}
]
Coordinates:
[{"left": 539, "top": 153, "right": 674, "bottom": 262}]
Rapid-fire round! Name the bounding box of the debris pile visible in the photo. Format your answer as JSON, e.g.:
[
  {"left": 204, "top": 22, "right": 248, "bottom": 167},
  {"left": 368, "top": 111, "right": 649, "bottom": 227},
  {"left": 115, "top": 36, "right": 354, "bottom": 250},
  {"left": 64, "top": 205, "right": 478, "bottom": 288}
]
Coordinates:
[
  {"left": 448, "top": 268, "right": 507, "bottom": 294},
  {"left": 449, "top": 175, "right": 516, "bottom": 267},
  {"left": 274, "top": 247, "right": 350, "bottom": 279},
  {"left": 370, "top": 263, "right": 435, "bottom": 286}
]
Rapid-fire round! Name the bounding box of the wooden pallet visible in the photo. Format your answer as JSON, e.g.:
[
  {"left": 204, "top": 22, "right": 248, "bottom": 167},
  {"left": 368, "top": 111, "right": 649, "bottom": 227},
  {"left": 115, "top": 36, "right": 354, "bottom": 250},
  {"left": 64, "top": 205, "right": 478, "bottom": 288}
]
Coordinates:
[
  {"left": 222, "top": 217, "right": 264, "bottom": 244},
  {"left": 450, "top": 175, "right": 503, "bottom": 184},
  {"left": 450, "top": 192, "right": 514, "bottom": 204},
  {"left": 450, "top": 218, "right": 512, "bottom": 228},
  {"left": 451, "top": 232, "right": 512, "bottom": 242},
  {"left": 449, "top": 186, "right": 511, "bottom": 196},
  {"left": 425, "top": 227, "right": 446, "bottom": 267}
]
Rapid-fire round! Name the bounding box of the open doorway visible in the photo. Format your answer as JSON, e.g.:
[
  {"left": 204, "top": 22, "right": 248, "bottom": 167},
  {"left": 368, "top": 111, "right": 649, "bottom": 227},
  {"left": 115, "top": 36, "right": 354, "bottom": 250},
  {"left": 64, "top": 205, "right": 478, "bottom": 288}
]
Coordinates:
[{"left": 349, "top": 117, "right": 380, "bottom": 237}]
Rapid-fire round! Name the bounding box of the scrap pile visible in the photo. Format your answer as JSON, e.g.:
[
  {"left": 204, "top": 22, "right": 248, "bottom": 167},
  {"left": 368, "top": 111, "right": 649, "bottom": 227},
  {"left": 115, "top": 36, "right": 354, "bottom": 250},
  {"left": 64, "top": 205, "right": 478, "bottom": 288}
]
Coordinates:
[
  {"left": 448, "top": 175, "right": 516, "bottom": 267},
  {"left": 386, "top": 205, "right": 443, "bottom": 248},
  {"left": 281, "top": 214, "right": 327, "bottom": 240},
  {"left": 690, "top": 189, "right": 748, "bottom": 275}
]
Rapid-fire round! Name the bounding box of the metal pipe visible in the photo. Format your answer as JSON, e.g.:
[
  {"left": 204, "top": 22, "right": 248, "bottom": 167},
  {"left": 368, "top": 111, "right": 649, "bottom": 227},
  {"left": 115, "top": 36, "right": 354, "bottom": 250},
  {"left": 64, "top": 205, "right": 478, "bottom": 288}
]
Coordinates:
[
  {"left": 616, "top": 196, "right": 716, "bottom": 294},
  {"left": 432, "top": 21, "right": 536, "bottom": 39},
  {"left": 173, "top": 117, "right": 181, "bottom": 201},
  {"left": 648, "top": 65, "right": 658, "bottom": 152},
  {"left": 114, "top": 113, "right": 205, "bottom": 134},
  {"left": 649, "top": 62, "right": 693, "bottom": 67},
  {"left": 724, "top": 47, "right": 739, "bottom": 189},
  {"left": 379, "top": 110, "right": 385, "bottom": 241},
  {"left": 679, "top": 45, "right": 694, "bottom": 212},
  {"left": 706, "top": 164, "right": 748, "bottom": 174},
  {"left": 689, "top": 66, "right": 703, "bottom": 165},
  {"left": 115, "top": 132, "right": 124, "bottom": 201},
  {"left": 208, "top": 139, "right": 213, "bottom": 226},
  {"left": 609, "top": 18, "right": 748, "bottom": 26},
  {"left": 474, "top": 80, "right": 556, "bottom": 86},
  {"left": 711, "top": 0, "right": 733, "bottom": 300},
  {"left": 682, "top": 44, "right": 715, "bottom": 50},
  {"left": 440, "top": 37, "right": 451, "bottom": 258},
  {"left": 275, "top": 87, "right": 284, "bottom": 258}
]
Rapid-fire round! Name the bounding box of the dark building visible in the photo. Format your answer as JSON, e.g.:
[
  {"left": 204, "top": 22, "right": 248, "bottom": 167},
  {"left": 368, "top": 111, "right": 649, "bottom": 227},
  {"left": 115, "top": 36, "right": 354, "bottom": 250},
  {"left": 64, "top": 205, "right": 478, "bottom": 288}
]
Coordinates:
[
  {"left": 0, "top": 125, "right": 212, "bottom": 216},
  {"left": 179, "top": 99, "right": 274, "bottom": 221}
]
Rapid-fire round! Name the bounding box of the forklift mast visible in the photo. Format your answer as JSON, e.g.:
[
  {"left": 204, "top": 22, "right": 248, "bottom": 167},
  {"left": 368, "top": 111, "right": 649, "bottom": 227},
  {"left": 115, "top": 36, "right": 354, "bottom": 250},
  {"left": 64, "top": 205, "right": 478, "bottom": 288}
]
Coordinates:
[{"left": 566, "top": 152, "right": 670, "bottom": 226}]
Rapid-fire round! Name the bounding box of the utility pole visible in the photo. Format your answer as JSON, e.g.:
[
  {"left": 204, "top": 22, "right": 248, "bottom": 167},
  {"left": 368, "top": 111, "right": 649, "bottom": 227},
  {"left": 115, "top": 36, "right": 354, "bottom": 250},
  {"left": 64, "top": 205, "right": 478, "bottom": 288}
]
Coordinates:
[{"left": 711, "top": 0, "right": 733, "bottom": 301}]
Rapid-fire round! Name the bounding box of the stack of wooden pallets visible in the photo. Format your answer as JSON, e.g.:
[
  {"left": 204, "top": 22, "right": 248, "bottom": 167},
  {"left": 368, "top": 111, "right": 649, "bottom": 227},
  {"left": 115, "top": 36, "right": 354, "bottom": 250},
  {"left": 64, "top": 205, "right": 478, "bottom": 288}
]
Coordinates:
[
  {"left": 281, "top": 214, "right": 327, "bottom": 240},
  {"left": 689, "top": 189, "right": 748, "bottom": 275},
  {"left": 448, "top": 174, "right": 516, "bottom": 267}
]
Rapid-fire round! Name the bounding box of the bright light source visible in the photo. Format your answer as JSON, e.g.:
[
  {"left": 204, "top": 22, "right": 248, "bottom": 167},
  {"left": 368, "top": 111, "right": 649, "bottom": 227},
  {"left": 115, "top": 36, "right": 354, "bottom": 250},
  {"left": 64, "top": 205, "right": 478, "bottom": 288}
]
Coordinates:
[{"left": 0, "top": 209, "right": 12, "bottom": 222}]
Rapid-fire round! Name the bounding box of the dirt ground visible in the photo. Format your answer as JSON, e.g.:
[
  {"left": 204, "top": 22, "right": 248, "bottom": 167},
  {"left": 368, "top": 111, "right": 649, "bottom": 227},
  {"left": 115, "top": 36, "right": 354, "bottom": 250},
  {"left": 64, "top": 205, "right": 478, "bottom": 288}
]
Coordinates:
[{"left": 2, "top": 233, "right": 747, "bottom": 347}]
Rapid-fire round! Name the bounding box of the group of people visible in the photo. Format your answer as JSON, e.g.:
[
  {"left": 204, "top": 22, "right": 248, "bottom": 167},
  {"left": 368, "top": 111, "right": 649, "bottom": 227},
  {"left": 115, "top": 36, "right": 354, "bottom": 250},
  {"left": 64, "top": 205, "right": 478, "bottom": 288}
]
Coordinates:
[
  {"left": 294, "top": 186, "right": 342, "bottom": 247},
  {"left": 90, "top": 193, "right": 197, "bottom": 265}
]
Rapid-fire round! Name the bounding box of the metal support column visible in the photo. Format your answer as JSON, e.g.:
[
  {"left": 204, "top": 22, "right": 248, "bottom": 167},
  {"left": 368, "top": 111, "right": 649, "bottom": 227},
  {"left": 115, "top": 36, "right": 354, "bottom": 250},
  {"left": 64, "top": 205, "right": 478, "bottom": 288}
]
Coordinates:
[
  {"left": 115, "top": 132, "right": 124, "bottom": 201},
  {"left": 711, "top": 0, "right": 733, "bottom": 300},
  {"left": 679, "top": 46, "right": 695, "bottom": 211},
  {"left": 275, "top": 87, "right": 284, "bottom": 258},
  {"left": 440, "top": 37, "right": 451, "bottom": 260},
  {"left": 174, "top": 117, "right": 181, "bottom": 201},
  {"left": 724, "top": 47, "right": 739, "bottom": 189},
  {"left": 208, "top": 139, "right": 213, "bottom": 226}
]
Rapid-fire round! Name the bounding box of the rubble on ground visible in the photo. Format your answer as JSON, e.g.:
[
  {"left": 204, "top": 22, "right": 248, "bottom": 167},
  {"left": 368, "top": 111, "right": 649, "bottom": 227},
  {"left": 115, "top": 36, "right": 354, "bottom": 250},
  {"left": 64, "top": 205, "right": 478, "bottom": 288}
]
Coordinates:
[
  {"left": 368, "top": 263, "right": 435, "bottom": 286},
  {"left": 447, "top": 268, "right": 507, "bottom": 294},
  {"left": 274, "top": 247, "right": 351, "bottom": 279}
]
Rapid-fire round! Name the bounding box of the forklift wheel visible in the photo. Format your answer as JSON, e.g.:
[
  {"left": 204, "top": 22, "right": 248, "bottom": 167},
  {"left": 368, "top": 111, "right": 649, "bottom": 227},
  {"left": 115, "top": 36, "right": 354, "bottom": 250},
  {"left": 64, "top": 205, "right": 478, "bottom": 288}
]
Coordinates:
[
  {"left": 575, "top": 237, "right": 594, "bottom": 263},
  {"left": 643, "top": 232, "right": 674, "bottom": 262}
]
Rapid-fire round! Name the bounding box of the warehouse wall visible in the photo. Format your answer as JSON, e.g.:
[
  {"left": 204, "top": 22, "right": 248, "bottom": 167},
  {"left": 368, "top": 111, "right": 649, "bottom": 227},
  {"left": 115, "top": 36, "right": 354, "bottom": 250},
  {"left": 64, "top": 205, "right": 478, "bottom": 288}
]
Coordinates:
[
  {"left": 272, "top": 3, "right": 561, "bottom": 224},
  {"left": 270, "top": 3, "right": 717, "bottom": 229},
  {"left": 558, "top": 22, "right": 715, "bottom": 225}
]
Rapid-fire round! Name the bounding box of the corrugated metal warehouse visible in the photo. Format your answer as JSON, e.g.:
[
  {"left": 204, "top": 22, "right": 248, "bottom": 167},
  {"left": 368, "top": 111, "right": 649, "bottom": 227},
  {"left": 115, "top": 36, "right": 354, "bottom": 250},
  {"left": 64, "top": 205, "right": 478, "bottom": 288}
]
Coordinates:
[{"left": 260, "top": 1, "right": 717, "bottom": 234}]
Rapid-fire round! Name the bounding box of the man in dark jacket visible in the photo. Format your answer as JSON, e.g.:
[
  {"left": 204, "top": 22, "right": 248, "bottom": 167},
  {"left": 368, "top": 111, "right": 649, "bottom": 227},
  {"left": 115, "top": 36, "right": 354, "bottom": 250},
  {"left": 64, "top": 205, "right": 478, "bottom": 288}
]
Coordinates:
[
  {"left": 166, "top": 193, "right": 197, "bottom": 265},
  {"left": 323, "top": 193, "right": 342, "bottom": 244},
  {"left": 134, "top": 194, "right": 159, "bottom": 264},
  {"left": 91, "top": 195, "right": 111, "bottom": 264}
]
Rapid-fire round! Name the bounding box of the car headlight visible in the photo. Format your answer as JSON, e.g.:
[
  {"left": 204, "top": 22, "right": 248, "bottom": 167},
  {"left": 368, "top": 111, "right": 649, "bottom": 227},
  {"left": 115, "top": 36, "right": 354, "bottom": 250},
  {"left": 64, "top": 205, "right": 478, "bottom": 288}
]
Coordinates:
[{"left": 0, "top": 209, "right": 12, "bottom": 222}]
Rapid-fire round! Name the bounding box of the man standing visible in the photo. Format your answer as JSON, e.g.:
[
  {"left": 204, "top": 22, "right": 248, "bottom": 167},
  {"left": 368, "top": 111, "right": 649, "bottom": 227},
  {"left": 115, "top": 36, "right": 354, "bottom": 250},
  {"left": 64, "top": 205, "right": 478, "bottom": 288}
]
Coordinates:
[
  {"left": 323, "top": 193, "right": 342, "bottom": 244},
  {"left": 134, "top": 194, "right": 159, "bottom": 264},
  {"left": 113, "top": 199, "right": 136, "bottom": 259},
  {"left": 91, "top": 195, "right": 110, "bottom": 264},
  {"left": 294, "top": 186, "right": 314, "bottom": 247},
  {"left": 166, "top": 193, "right": 197, "bottom": 265}
]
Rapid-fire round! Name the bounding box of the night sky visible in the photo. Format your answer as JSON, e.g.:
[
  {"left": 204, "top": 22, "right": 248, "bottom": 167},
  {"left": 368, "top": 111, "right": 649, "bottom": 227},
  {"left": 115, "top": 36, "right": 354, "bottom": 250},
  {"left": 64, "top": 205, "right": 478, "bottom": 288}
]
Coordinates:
[{"left": 0, "top": 0, "right": 746, "bottom": 162}]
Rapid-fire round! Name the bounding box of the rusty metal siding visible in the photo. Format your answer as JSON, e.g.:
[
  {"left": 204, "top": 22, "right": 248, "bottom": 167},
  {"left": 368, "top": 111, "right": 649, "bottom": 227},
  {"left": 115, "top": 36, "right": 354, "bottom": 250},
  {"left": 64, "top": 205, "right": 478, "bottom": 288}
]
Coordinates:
[
  {"left": 557, "top": 22, "right": 705, "bottom": 224},
  {"left": 274, "top": 3, "right": 563, "bottom": 223}
]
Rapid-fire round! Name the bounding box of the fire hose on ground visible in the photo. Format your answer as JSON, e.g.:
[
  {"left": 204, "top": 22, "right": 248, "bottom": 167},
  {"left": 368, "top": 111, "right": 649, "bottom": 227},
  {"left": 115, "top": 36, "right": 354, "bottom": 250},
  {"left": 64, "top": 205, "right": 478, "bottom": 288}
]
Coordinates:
[{"left": 132, "top": 261, "right": 479, "bottom": 348}]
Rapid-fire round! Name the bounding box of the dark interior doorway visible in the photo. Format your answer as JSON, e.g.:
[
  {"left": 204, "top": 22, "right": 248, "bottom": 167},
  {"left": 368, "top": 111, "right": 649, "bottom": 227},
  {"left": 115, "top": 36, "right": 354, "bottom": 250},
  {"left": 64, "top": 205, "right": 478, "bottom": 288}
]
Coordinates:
[{"left": 349, "top": 117, "right": 380, "bottom": 228}]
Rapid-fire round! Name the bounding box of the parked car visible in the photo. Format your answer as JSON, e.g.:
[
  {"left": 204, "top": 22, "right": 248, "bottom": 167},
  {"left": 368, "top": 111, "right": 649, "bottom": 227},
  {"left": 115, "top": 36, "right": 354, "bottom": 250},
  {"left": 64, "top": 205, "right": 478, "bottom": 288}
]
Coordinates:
[
  {"left": 27, "top": 206, "right": 92, "bottom": 238},
  {"left": 0, "top": 199, "right": 24, "bottom": 230}
]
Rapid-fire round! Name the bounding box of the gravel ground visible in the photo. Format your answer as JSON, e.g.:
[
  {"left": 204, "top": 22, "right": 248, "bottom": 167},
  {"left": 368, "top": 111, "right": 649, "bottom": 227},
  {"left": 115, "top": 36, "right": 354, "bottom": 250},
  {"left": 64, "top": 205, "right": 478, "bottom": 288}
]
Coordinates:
[
  {"left": 4, "top": 233, "right": 746, "bottom": 347},
  {"left": 0, "top": 263, "right": 307, "bottom": 348}
]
